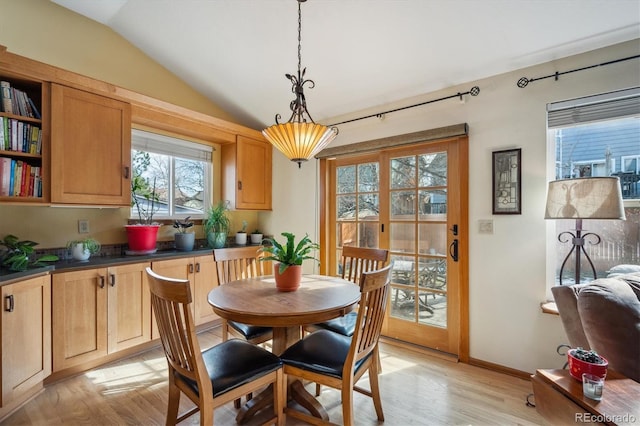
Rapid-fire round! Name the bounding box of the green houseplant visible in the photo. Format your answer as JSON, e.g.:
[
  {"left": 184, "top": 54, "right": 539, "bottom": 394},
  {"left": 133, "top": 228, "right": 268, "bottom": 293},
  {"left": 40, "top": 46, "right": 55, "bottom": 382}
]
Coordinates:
[
  {"left": 127, "top": 173, "right": 161, "bottom": 253},
  {"left": 173, "top": 216, "right": 195, "bottom": 251},
  {"left": 0, "top": 234, "right": 58, "bottom": 272},
  {"left": 203, "top": 200, "right": 231, "bottom": 248},
  {"left": 66, "top": 237, "right": 101, "bottom": 261},
  {"left": 259, "top": 232, "right": 319, "bottom": 291}
]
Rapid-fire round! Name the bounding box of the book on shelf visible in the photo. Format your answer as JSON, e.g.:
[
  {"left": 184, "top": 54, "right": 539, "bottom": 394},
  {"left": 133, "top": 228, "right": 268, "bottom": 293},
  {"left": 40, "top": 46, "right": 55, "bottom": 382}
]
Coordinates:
[
  {"left": 0, "top": 117, "right": 4, "bottom": 150},
  {"left": 2, "top": 117, "right": 8, "bottom": 150},
  {"left": 0, "top": 157, "right": 12, "bottom": 196},
  {"left": 28, "top": 96, "right": 41, "bottom": 119},
  {"left": 0, "top": 81, "right": 12, "bottom": 114}
]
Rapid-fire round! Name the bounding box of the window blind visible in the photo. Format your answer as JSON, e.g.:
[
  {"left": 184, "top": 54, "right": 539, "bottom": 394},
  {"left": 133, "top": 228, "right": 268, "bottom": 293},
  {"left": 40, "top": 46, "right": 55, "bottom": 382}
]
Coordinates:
[
  {"left": 131, "top": 129, "right": 213, "bottom": 161},
  {"left": 547, "top": 87, "right": 640, "bottom": 129}
]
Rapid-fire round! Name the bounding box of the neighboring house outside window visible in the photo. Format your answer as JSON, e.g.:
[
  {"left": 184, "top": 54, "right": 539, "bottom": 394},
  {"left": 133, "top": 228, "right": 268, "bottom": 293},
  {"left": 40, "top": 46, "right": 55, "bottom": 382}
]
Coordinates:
[
  {"left": 131, "top": 129, "right": 212, "bottom": 220},
  {"left": 547, "top": 88, "right": 640, "bottom": 285}
]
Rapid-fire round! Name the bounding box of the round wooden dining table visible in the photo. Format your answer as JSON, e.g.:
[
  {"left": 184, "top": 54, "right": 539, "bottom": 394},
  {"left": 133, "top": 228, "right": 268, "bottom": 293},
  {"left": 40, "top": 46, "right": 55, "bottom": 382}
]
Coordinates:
[{"left": 207, "top": 274, "right": 361, "bottom": 423}]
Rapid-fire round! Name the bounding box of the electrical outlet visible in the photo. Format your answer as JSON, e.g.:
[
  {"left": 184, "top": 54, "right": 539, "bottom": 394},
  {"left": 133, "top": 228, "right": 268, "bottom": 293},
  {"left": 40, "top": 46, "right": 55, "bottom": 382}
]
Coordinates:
[
  {"left": 478, "top": 219, "right": 493, "bottom": 234},
  {"left": 78, "top": 220, "right": 90, "bottom": 234}
]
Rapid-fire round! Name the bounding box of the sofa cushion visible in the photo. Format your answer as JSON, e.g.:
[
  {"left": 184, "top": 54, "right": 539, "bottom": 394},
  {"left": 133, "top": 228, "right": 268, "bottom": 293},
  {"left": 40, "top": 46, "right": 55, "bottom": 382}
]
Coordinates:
[
  {"left": 551, "top": 284, "right": 592, "bottom": 349},
  {"left": 577, "top": 277, "right": 640, "bottom": 382}
]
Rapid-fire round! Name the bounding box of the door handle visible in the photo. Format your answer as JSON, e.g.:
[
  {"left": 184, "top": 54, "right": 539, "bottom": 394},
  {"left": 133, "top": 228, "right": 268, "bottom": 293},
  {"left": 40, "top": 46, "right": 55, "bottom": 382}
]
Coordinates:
[{"left": 449, "top": 239, "right": 459, "bottom": 262}]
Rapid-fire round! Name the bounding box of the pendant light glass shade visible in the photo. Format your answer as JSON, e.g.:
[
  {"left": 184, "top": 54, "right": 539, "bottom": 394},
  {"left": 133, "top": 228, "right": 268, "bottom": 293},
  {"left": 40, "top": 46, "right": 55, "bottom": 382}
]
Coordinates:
[{"left": 262, "top": 121, "right": 337, "bottom": 166}]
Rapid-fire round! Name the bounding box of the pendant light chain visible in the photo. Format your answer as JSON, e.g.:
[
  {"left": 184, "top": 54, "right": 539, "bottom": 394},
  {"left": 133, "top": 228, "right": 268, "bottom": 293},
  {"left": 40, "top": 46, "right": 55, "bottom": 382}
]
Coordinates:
[{"left": 297, "top": 0, "right": 302, "bottom": 76}]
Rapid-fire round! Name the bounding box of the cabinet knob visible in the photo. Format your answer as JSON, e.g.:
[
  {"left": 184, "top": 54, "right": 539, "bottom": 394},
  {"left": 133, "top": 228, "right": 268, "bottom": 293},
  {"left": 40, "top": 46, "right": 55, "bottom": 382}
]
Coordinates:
[
  {"left": 189, "top": 263, "right": 194, "bottom": 274},
  {"left": 195, "top": 263, "right": 201, "bottom": 273},
  {"left": 238, "top": 180, "right": 243, "bottom": 190},
  {"left": 98, "top": 276, "right": 105, "bottom": 289},
  {"left": 124, "top": 166, "right": 130, "bottom": 179},
  {"left": 110, "top": 274, "right": 116, "bottom": 287}
]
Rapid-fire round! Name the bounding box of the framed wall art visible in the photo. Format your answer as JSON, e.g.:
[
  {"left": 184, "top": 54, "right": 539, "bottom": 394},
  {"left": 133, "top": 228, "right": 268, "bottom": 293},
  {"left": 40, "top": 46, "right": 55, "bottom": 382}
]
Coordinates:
[{"left": 492, "top": 148, "right": 521, "bottom": 214}]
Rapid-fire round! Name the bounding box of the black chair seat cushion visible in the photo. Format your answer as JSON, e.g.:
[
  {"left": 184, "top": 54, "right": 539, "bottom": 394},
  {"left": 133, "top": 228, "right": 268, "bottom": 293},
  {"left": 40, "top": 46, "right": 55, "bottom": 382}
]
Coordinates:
[
  {"left": 280, "top": 329, "right": 370, "bottom": 379},
  {"left": 229, "top": 320, "right": 272, "bottom": 341},
  {"left": 308, "top": 311, "right": 357, "bottom": 336},
  {"left": 177, "top": 339, "right": 281, "bottom": 398}
]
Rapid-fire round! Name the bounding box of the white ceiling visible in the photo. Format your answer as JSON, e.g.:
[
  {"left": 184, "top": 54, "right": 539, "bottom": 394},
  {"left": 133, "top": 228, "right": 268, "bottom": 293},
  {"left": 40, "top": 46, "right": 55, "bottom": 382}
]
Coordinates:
[{"left": 52, "top": 0, "right": 640, "bottom": 130}]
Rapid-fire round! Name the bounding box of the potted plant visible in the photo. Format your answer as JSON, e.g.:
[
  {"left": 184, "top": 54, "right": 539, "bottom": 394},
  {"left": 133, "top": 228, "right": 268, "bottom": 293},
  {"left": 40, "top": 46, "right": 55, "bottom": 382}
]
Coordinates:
[
  {"left": 204, "top": 200, "right": 231, "bottom": 249},
  {"left": 567, "top": 347, "right": 608, "bottom": 382},
  {"left": 235, "top": 221, "right": 248, "bottom": 245},
  {"left": 0, "top": 234, "right": 58, "bottom": 271},
  {"left": 173, "top": 216, "right": 195, "bottom": 251},
  {"left": 66, "top": 237, "right": 101, "bottom": 261},
  {"left": 250, "top": 229, "right": 264, "bottom": 245},
  {"left": 127, "top": 174, "right": 161, "bottom": 253},
  {"left": 259, "top": 232, "right": 319, "bottom": 291}
]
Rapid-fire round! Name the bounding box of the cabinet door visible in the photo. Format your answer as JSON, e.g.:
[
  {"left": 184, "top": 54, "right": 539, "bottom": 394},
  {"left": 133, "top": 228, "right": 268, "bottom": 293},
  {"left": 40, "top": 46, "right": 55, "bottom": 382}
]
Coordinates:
[
  {"left": 52, "top": 268, "right": 108, "bottom": 371},
  {"left": 149, "top": 258, "right": 195, "bottom": 339},
  {"left": 50, "top": 84, "right": 131, "bottom": 205},
  {"left": 107, "top": 263, "right": 151, "bottom": 353},
  {"left": 192, "top": 253, "right": 219, "bottom": 326},
  {"left": 223, "top": 135, "right": 272, "bottom": 210},
  {"left": 1, "top": 275, "right": 51, "bottom": 406}
]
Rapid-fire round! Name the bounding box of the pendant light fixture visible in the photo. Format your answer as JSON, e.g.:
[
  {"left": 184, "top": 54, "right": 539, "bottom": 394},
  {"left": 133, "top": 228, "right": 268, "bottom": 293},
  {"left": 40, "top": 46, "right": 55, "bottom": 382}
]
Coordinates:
[{"left": 262, "top": 0, "right": 338, "bottom": 168}]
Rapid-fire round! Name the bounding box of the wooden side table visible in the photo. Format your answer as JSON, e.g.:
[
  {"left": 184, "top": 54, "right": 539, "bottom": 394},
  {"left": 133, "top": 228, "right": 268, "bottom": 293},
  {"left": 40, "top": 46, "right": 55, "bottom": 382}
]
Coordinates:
[{"left": 531, "top": 369, "right": 640, "bottom": 425}]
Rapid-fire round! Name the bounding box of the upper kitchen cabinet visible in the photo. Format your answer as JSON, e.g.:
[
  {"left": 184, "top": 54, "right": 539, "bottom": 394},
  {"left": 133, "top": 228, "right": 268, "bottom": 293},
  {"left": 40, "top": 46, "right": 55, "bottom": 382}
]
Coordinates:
[
  {"left": 50, "top": 84, "right": 131, "bottom": 206},
  {"left": 222, "top": 135, "right": 272, "bottom": 210}
]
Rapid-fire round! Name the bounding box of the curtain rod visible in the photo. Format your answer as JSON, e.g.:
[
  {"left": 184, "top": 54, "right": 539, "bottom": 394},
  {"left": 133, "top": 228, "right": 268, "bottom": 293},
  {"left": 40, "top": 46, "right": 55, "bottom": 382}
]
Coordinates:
[
  {"left": 328, "top": 86, "right": 480, "bottom": 127},
  {"left": 516, "top": 54, "right": 640, "bottom": 88}
]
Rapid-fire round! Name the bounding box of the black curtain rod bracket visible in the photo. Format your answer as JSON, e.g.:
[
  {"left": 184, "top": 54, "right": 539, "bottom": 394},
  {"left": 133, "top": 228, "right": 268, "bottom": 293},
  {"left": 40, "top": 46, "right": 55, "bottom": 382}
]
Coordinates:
[{"left": 517, "top": 54, "right": 640, "bottom": 88}]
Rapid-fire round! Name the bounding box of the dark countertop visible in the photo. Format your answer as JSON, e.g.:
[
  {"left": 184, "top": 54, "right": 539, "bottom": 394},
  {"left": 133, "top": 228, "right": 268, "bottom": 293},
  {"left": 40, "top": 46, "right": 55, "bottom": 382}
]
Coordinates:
[{"left": 0, "top": 244, "right": 262, "bottom": 285}]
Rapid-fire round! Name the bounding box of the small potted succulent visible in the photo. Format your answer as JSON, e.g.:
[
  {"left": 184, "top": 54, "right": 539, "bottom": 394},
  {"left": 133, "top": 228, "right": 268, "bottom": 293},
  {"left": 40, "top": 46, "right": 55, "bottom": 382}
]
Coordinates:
[
  {"left": 259, "top": 232, "right": 319, "bottom": 292},
  {"left": 235, "top": 220, "right": 248, "bottom": 245},
  {"left": 173, "top": 216, "right": 195, "bottom": 251},
  {"left": 250, "top": 229, "right": 264, "bottom": 245},
  {"left": 66, "top": 237, "right": 101, "bottom": 261},
  {"left": 567, "top": 347, "right": 608, "bottom": 382}
]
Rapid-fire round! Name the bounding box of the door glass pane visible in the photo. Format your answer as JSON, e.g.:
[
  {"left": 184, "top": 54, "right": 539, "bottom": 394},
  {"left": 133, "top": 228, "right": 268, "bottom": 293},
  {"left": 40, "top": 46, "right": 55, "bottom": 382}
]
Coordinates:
[
  {"left": 358, "top": 194, "right": 379, "bottom": 220},
  {"left": 337, "top": 165, "right": 356, "bottom": 194},
  {"left": 419, "top": 152, "right": 447, "bottom": 187},
  {"left": 418, "top": 223, "right": 447, "bottom": 255},
  {"left": 391, "top": 156, "right": 416, "bottom": 189},
  {"left": 358, "top": 163, "right": 379, "bottom": 192},
  {"left": 390, "top": 191, "right": 415, "bottom": 219},
  {"left": 390, "top": 223, "right": 414, "bottom": 253},
  {"left": 390, "top": 255, "right": 416, "bottom": 321},
  {"left": 358, "top": 222, "right": 379, "bottom": 248},
  {"left": 337, "top": 222, "right": 357, "bottom": 247},
  {"left": 419, "top": 189, "right": 447, "bottom": 221},
  {"left": 336, "top": 195, "right": 356, "bottom": 220},
  {"left": 418, "top": 291, "right": 447, "bottom": 328}
]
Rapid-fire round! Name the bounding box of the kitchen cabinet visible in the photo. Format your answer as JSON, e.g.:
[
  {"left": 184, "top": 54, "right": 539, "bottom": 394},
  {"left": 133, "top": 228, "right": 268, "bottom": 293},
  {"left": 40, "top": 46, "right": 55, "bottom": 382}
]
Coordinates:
[
  {"left": 50, "top": 83, "right": 131, "bottom": 206},
  {"left": 51, "top": 262, "right": 151, "bottom": 372},
  {"left": 150, "top": 253, "right": 218, "bottom": 336},
  {"left": 222, "top": 135, "right": 272, "bottom": 210},
  {"left": 0, "top": 274, "right": 51, "bottom": 414}
]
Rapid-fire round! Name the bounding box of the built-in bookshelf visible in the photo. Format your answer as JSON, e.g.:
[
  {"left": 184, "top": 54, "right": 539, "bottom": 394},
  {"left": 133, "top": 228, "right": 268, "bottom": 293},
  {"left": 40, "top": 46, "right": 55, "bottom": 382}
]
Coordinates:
[{"left": 0, "top": 74, "right": 45, "bottom": 202}]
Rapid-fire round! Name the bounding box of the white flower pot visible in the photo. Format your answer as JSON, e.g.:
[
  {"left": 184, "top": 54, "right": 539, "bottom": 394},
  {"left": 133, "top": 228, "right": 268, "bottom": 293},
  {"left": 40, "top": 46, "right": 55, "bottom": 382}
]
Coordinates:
[
  {"left": 70, "top": 243, "right": 90, "bottom": 261},
  {"left": 235, "top": 232, "right": 247, "bottom": 245},
  {"left": 250, "top": 233, "right": 264, "bottom": 244}
]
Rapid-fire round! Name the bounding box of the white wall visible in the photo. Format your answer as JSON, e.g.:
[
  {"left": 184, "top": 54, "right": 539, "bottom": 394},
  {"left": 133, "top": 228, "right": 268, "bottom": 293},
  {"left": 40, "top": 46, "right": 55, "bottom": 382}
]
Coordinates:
[{"left": 262, "top": 39, "right": 640, "bottom": 373}]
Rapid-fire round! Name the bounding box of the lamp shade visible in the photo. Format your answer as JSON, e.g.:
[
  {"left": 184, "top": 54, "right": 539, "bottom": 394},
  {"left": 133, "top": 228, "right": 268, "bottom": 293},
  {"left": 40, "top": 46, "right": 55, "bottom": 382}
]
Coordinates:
[
  {"left": 545, "top": 177, "right": 626, "bottom": 220},
  {"left": 262, "top": 121, "right": 338, "bottom": 166}
]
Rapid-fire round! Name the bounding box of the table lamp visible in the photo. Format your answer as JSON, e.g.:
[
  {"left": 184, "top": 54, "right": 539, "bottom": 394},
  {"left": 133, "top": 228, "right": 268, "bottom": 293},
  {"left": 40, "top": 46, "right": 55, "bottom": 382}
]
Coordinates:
[{"left": 545, "top": 176, "right": 626, "bottom": 285}]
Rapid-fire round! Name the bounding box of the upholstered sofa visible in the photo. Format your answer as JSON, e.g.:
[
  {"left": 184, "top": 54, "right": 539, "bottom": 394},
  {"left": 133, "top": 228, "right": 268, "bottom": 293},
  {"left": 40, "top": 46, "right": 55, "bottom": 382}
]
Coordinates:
[{"left": 551, "top": 270, "right": 640, "bottom": 383}]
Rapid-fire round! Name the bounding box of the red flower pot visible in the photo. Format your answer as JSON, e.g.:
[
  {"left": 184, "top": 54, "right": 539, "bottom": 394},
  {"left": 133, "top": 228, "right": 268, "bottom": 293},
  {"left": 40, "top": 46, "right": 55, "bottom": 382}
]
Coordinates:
[
  {"left": 567, "top": 349, "right": 608, "bottom": 382},
  {"left": 125, "top": 225, "right": 160, "bottom": 253},
  {"left": 273, "top": 263, "right": 302, "bottom": 292}
]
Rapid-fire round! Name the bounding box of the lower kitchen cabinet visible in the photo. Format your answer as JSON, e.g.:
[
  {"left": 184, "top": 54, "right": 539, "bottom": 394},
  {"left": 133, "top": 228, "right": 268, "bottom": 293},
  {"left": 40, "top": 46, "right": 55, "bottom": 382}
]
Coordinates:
[
  {"left": 150, "top": 253, "right": 218, "bottom": 336},
  {"left": 51, "top": 262, "right": 151, "bottom": 372},
  {"left": 0, "top": 274, "right": 51, "bottom": 416}
]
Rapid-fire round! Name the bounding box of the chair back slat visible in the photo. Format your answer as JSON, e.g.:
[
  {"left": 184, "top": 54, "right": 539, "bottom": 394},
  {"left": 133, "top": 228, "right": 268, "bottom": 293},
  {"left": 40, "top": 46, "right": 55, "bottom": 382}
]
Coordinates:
[
  {"left": 347, "top": 264, "right": 392, "bottom": 365},
  {"left": 341, "top": 246, "right": 389, "bottom": 284},
  {"left": 213, "top": 246, "right": 264, "bottom": 285},
  {"left": 146, "top": 267, "right": 212, "bottom": 397}
]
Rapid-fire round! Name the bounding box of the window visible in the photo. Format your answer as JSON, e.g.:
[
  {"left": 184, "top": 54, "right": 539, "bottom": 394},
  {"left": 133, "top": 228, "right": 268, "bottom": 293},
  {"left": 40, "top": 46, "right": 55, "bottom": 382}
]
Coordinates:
[
  {"left": 547, "top": 87, "right": 640, "bottom": 284},
  {"left": 131, "top": 129, "right": 212, "bottom": 219}
]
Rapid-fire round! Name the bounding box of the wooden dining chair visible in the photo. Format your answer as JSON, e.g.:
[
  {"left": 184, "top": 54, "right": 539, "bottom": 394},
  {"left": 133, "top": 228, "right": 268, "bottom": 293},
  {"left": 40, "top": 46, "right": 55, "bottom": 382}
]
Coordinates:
[
  {"left": 304, "top": 246, "right": 389, "bottom": 395},
  {"left": 213, "top": 246, "right": 273, "bottom": 346},
  {"left": 145, "top": 267, "right": 286, "bottom": 426},
  {"left": 280, "top": 263, "right": 393, "bottom": 426},
  {"left": 304, "top": 246, "right": 389, "bottom": 336}
]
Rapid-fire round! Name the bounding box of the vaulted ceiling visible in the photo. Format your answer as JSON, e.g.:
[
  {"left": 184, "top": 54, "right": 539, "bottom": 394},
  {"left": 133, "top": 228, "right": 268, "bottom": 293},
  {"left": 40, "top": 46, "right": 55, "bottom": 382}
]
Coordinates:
[{"left": 52, "top": 0, "right": 640, "bottom": 130}]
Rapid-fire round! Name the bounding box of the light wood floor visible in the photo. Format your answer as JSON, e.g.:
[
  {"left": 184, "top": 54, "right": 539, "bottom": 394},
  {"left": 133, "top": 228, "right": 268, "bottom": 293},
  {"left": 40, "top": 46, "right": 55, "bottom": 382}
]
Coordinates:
[{"left": 3, "top": 326, "right": 544, "bottom": 425}]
